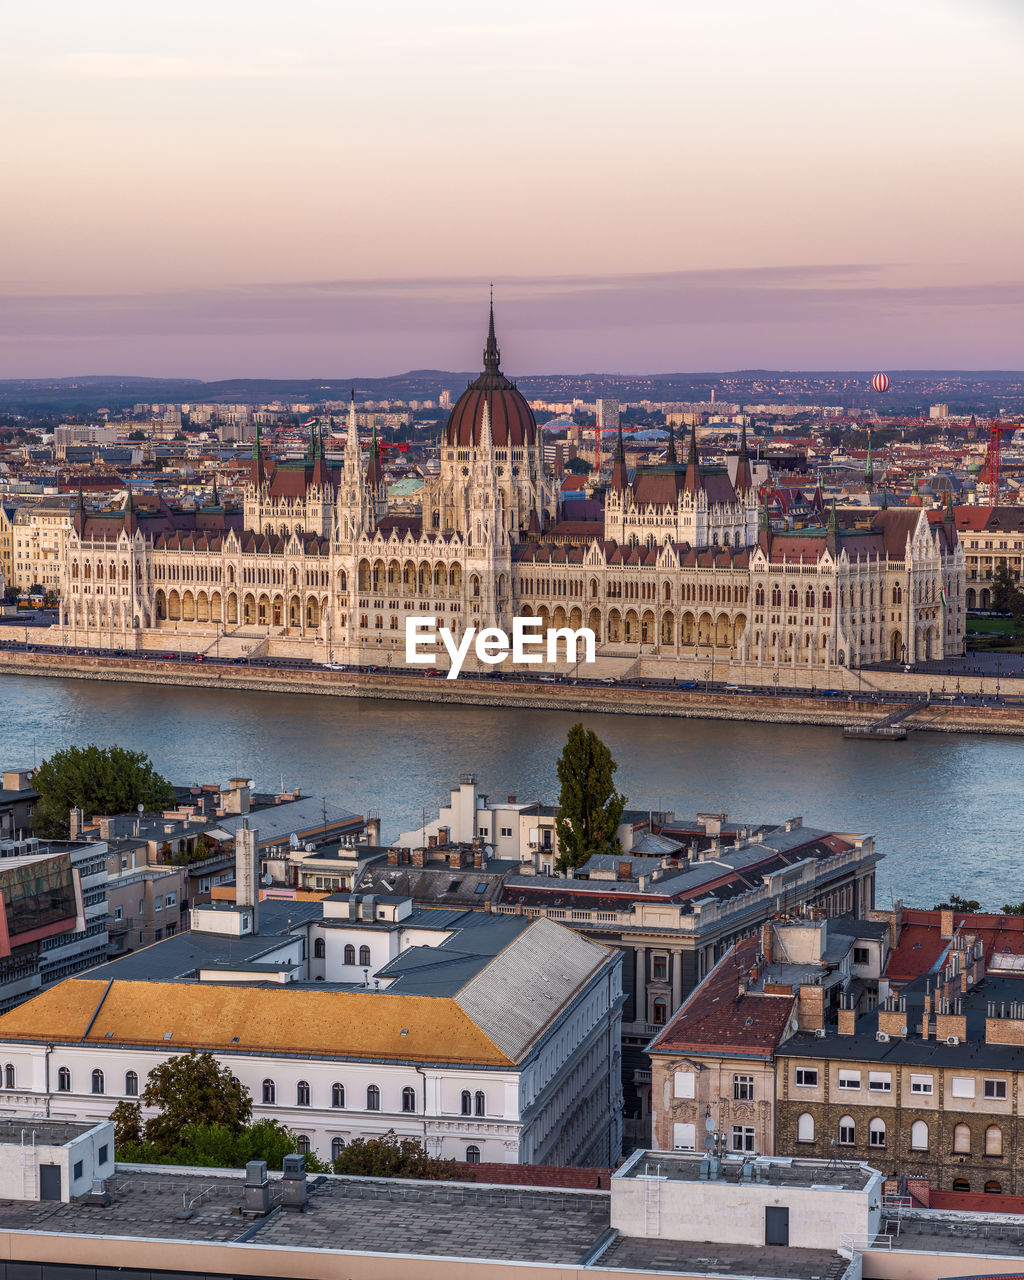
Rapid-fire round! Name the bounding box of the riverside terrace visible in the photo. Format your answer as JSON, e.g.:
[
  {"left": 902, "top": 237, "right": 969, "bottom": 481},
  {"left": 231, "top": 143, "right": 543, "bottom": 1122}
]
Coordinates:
[{"left": 6, "top": 1157, "right": 1024, "bottom": 1280}]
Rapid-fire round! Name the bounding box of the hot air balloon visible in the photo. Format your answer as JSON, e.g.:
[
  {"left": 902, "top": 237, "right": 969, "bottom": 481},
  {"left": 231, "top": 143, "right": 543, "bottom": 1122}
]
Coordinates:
[{"left": 871, "top": 373, "right": 891, "bottom": 393}]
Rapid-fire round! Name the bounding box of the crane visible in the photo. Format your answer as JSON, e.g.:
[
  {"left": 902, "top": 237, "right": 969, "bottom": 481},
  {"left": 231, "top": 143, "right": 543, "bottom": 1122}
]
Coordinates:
[{"left": 984, "top": 420, "right": 1021, "bottom": 504}]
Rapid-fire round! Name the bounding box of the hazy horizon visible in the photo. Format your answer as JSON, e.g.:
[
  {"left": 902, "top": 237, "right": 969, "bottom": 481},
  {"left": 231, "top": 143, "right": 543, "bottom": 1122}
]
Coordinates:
[{"left": 2, "top": 0, "right": 1022, "bottom": 378}]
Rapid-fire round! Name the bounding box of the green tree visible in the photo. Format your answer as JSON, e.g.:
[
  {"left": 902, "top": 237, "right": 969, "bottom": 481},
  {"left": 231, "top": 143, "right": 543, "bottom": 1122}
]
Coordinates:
[
  {"left": 932, "top": 894, "right": 980, "bottom": 912},
  {"left": 564, "top": 456, "right": 591, "bottom": 475},
  {"left": 1001, "top": 901, "right": 1024, "bottom": 916},
  {"left": 115, "top": 1119, "right": 323, "bottom": 1171},
  {"left": 110, "top": 1099, "right": 143, "bottom": 1147},
  {"left": 554, "top": 723, "right": 626, "bottom": 871},
  {"left": 140, "top": 1051, "right": 252, "bottom": 1154},
  {"left": 331, "top": 1130, "right": 460, "bottom": 1179},
  {"left": 31, "top": 744, "right": 176, "bottom": 837},
  {"left": 991, "top": 561, "right": 1015, "bottom": 613}
]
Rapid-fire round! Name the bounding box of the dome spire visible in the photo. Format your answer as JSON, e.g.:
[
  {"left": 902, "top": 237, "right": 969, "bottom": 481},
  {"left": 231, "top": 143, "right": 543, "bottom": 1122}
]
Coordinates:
[{"left": 483, "top": 284, "right": 501, "bottom": 375}]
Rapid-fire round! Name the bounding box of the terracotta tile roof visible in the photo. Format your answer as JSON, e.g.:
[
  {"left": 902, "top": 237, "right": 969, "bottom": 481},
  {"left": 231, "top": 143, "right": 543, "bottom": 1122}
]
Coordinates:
[
  {"left": 886, "top": 909, "right": 1024, "bottom": 984},
  {"left": 647, "top": 937, "right": 795, "bottom": 1058},
  {"left": 0, "top": 978, "right": 513, "bottom": 1066}
]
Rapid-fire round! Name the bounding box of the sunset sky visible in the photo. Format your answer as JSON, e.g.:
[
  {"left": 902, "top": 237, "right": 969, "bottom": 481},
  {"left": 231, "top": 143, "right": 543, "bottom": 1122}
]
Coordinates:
[{"left": 1, "top": 0, "right": 1022, "bottom": 378}]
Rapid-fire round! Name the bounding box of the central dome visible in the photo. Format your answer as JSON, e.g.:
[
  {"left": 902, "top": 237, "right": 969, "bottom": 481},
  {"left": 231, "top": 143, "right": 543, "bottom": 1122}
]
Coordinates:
[{"left": 444, "top": 305, "right": 537, "bottom": 448}]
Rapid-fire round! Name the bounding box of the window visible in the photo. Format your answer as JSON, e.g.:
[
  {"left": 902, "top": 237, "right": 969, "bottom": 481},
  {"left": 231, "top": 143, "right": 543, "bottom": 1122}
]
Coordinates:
[
  {"left": 838, "top": 1116, "right": 855, "bottom": 1145},
  {"left": 733, "top": 1075, "right": 754, "bottom": 1101},
  {"left": 366, "top": 1084, "right": 380, "bottom": 1111},
  {"left": 853, "top": 947, "right": 870, "bottom": 965},
  {"left": 461, "top": 1089, "right": 472, "bottom": 1115},
  {"left": 114, "top": 905, "right": 123, "bottom": 921},
  {"left": 165, "top": 892, "right": 176, "bottom": 908},
  {"left": 868, "top": 1072, "right": 892, "bottom": 1092},
  {"left": 344, "top": 944, "right": 356, "bottom": 965},
  {"left": 797, "top": 1113, "right": 814, "bottom": 1142},
  {"left": 951, "top": 1077, "right": 975, "bottom": 1099},
  {"left": 652, "top": 955, "right": 668, "bottom": 981},
  {"left": 297, "top": 1080, "right": 311, "bottom": 1107},
  {"left": 984, "top": 1079, "right": 1007, "bottom": 1100},
  {"left": 869, "top": 1117, "right": 886, "bottom": 1148},
  {"left": 296, "top": 1135, "right": 311, "bottom": 1155},
  {"left": 466, "top": 1144, "right": 481, "bottom": 1164},
  {"left": 402, "top": 1086, "right": 416, "bottom": 1113},
  {"left": 986, "top": 1180, "right": 1002, "bottom": 1194},
  {"left": 314, "top": 938, "right": 326, "bottom": 959},
  {"left": 3, "top": 1064, "right": 14, "bottom": 1089},
  {"left": 731, "top": 1126, "right": 756, "bottom": 1153},
  {"left": 986, "top": 1125, "right": 1003, "bottom": 1157},
  {"left": 838, "top": 1070, "right": 861, "bottom": 1090},
  {"left": 911, "top": 1120, "right": 929, "bottom": 1150},
  {"left": 73, "top": 1161, "right": 83, "bottom": 1181},
  {"left": 500, "top": 827, "right": 513, "bottom": 838},
  {"left": 954, "top": 1123, "right": 972, "bottom": 1154},
  {"left": 91, "top": 1069, "right": 105, "bottom": 1095},
  {"left": 475, "top": 1090, "right": 486, "bottom": 1116},
  {"left": 673, "top": 1122, "right": 696, "bottom": 1150},
  {"left": 359, "top": 945, "right": 371, "bottom": 967},
  {"left": 125, "top": 1070, "right": 139, "bottom": 1096},
  {"left": 57, "top": 1067, "right": 71, "bottom": 1092},
  {"left": 262, "top": 1079, "right": 276, "bottom": 1104},
  {"left": 952, "top": 1178, "right": 970, "bottom": 1192},
  {"left": 154, "top": 896, "right": 162, "bottom": 911},
  {"left": 331, "top": 1082, "right": 345, "bottom": 1108},
  {"left": 98, "top": 1145, "right": 109, "bottom": 1165},
  {"left": 795, "top": 1068, "right": 818, "bottom": 1087},
  {"left": 910, "top": 1074, "right": 933, "bottom": 1095},
  {"left": 651, "top": 999, "right": 667, "bottom": 1026},
  {"left": 674, "top": 1071, "right": 695, "bottom": 1099}
]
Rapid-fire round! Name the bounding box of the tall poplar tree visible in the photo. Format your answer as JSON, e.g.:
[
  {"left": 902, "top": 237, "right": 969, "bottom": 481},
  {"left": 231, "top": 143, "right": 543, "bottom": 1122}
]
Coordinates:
[{"left": 554, "top": 723, "right": 626, "bottom": 871}]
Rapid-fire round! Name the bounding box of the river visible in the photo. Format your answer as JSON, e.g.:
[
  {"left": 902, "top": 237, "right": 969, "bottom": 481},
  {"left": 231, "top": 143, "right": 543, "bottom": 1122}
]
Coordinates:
[{"left": 2, "top": 674, "right": 1022, "bottom": 910}]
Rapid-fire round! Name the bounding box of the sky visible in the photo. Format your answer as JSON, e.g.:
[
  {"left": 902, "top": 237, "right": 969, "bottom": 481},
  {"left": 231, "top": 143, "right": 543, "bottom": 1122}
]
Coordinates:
[{"left": 1, "top": 0, "right": 1022, "bottom": 379}]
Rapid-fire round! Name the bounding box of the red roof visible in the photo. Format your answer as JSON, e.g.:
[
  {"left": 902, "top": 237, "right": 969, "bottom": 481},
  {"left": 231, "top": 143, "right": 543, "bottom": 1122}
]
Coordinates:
[{"left": 885, "top": 908, "right": 1024, "bottom": 984}]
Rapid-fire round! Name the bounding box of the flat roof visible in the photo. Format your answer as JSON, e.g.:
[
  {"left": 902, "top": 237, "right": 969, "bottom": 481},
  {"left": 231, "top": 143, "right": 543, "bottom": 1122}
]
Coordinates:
[
  {"left": 0, "top": 1118, "right": 101, "bottom": 1147},
  {"left": 618, "top": 1152, "right": 874, "bottom": 1193}
]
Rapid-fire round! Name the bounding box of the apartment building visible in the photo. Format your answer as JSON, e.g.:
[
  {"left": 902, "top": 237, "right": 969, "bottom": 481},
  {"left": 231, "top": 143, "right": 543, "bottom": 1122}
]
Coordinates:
[
  {"left": 11, "top": 500, "right": 74, "bottom": 595},
  {"left": 956, "top": 505, "right": 1024, "bottom": 609}
]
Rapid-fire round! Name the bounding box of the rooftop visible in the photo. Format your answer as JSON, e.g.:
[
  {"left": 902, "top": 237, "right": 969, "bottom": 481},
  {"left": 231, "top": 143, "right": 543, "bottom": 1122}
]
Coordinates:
[{"left": 617, "top": 1152, "right": 874, "bottom": 1193}]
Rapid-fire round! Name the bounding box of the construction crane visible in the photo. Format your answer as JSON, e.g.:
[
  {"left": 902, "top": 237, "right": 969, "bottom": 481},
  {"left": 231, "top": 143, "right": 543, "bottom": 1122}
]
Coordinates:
[{"left": 984, "top": 420, "right": 1021, "bottom": 504}]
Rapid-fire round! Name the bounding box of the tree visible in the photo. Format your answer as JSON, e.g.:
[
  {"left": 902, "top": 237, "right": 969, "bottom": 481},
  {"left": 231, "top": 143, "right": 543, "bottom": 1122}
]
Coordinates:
[
  {"left": 554, "top": 724, "right": 626, "bottom": 871},
  {"left": 932, "top": 894, "right": 980, "bottom": 912},
  {"left": 564, "top": 456, "right": 591, "bottom": 475},
  {"left": 110, "top": 1099, "right": 143, "bottom": 1147},
  {"left": 1001, "top": 901, "right": 1024, "bottom": 916},
  {"left": 991, "top": 561, "right": 1015, "bottom": 613},
  {"left": 331, "top": 1130, "right": 460, "bottom": 1179},
  {"left": 140, "top": 1051, "right": 252, "bottom": 1153},
  {"left": 31, "top": 744, "right": 176, "bottom": 836}
]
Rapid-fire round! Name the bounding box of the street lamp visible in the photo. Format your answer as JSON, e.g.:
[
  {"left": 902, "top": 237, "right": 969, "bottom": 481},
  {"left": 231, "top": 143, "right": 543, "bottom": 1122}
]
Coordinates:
[{"left": 703, "top": 667, "right": 711, "bottom": 694}]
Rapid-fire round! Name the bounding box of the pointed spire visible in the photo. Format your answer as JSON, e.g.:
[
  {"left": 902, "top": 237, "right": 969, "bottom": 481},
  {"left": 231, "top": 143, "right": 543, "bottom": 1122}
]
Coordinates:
[
  {"left": 347, "top": 391, "right": 359, "bottom": 461},
  {"left": 211, "top": 475, "right": 219, "bottom": 507},
  {"left": 666, "top": 420, "right": 677, "bottom": 466},
  {"left": 611, "top": 419, "right": 629, "bottom": 491},
  {"left": 945, "top": 488, "right": 955, "bottom": 522},
  {"left": 251, "top": 421, "right": 261, "bottom": 460},
  {"left": 735, "top": 420, "right": 752, "bottom": 492},
  {"left": 366, "top": 419, "right": 382, "bottom": 490},
  {"left": 76, "top": 481, "right": 85, "bottom": 514},
  {"left": 683, "top": 419, "right": 702, "bottom": 493},
  {"left": 483, "top": 286, "right": 501, "bottom": 376},
  {"left": 827, "top": 497, "right": 838, "bottom": 533},
  {"left": 250, "top": 421, "right": 265, "bottom": 486},
  {"left": 759, "top": 497, "right": 770, "bottom": 533},
  {"left": 308, "top": 417, "right": 318, "bottom": 461},
  {"left": 912, "top": 471, "right": 919, "bottom": 494},
  {"left": 480, "top": 397, "right": 493, "bottom": 449}
]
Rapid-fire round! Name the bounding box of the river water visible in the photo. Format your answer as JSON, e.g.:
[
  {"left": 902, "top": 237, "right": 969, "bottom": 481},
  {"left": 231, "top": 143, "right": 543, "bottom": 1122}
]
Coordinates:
[{"left": 2, "top": 674, "right": 1022, "bottom": 910}]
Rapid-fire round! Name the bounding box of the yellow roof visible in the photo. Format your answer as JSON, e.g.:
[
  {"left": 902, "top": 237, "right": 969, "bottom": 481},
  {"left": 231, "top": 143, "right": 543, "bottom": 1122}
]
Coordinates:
[{"left": 0, "top": 979, "right": 513, "bottom": 1066}]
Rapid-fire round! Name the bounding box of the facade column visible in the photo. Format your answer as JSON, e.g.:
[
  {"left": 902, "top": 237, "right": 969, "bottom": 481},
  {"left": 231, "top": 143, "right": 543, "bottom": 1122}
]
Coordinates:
[
  {"left": 634, "top": 946, "right": 647, "bottom": 1026},
  {"left": 671, "top": 948, "right": 683, "bottom": 1013}
]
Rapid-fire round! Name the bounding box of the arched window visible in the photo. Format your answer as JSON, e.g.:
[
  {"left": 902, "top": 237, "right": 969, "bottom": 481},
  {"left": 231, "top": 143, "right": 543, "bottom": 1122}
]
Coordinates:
[
  {"left": 893, "top": 584, "right": 902, "bottom": 604},
  {"left": 771, "top": 585, "right": 782, "bottom": 607},
  {"left": 402, "top": 1086, "right": 416, "bottom": 1113},
  {"left": 954, "top": 1123, "right": 971, "bottom": 1154},
  {"left": 985, "top": 1180, "right": 1003, "bottom": 1194},
  {"left": 314, "top": 938, "right": 325, "bottom": 959},
  {"left": 262, "top": 1079, "right": 276, "bottom": 1104},
  {"left": 953, "top": 1178, "right": 970, "bottom": 1192},
  {"left": 344, "top": 944, "right": 356, "bottom": 965},
  {"left": 331, "top": 1137, "right": 346, "bottom": 1162},
  {"left": 461, "top": 1090, "right": 472, "bottom": 1116},
  {"left": 366, "top": 1084, "right": 380, "bottom": 1111},
  {"left": 788, "top": 585, "right": 798, "bottom": 607},
  {"left": 797, "top": 1113, "right": 814, "bottom": 1142},
  {"left": 475, "top": 1090, "right": 486, "bottom": 1117},
  {"left": 910, "top": 1120, "right": 928, "bottom": 1150},
  {"left": 986, "top": 1125, "right": 1003, "bottom": 1157},
  {"left": 755, "top": 586, "right": 765, "bottom": 607},
  {"left": 125, "top": 1070, "right": 139, "bottom": 1097},
  {"left": 466, "top": 1144, "right": 481, "bottom": 1164},
  {"left": 57, "top": 1067, "right": 71, "bottom": 1092},
  {"left": 822, "top": 587, "right": 832, "bottom": 610},
  {"left": 91, "top": 1069, "right": 105, "bottom": 1095},
  {"left": 838, "top": 1115, "right": 855, "bottom": 1145},
  {"left": 868, "top": 1117, "right": 886, "bottom": 1148},
  {"left": 805, "top": 587, "right": 815, "bottom": 608},
  {"left": 3, "top": 1064, "right": 14, "bottom": 1089},
  {"left": 652, "top": 998, "right": 667, "bottom": 1026},
  {"left": 332, "top": 1082, "right": 345, "bottom": 1108},
  {"left": 296, "top": 1135, "right": 311, "bottom": 1154},
  {"left": 359, "top": 945, "right": 371, "bottom": 966},
  {"left": 297, "top": 1080, "right": 311, "bottom": 1107}
]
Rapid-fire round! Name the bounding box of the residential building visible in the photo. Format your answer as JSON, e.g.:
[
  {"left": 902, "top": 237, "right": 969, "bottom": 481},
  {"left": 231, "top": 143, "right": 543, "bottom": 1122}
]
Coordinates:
[
  {"left": 0, "top": 769, "right": 37, "bottom": 839},
  {"left": 956, "top": 505, "right": 1024, "bottom": 609},
  {"left": 11, "top": 500, "right": 74, "bottom": 595},
  {"left": 0, "top": 826, "right": 624, "bottom": 1168}
]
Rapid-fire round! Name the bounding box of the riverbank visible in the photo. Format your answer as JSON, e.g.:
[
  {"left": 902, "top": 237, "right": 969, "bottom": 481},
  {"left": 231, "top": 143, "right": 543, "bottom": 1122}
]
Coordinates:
[{"left": 4, "top": 650, "right": 1024, "bottom": 736}]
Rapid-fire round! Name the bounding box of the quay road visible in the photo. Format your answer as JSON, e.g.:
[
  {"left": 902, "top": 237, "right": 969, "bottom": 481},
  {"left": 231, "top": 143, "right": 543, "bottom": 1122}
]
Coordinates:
[{"left": 3, "top": 641, "right": 1024, "bottom": 737}]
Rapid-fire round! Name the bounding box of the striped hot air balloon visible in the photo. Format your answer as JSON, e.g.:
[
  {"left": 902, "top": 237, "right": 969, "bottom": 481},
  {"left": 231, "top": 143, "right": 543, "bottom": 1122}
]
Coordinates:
[{"left": 871, "top": 373, "right": 891, "bottom": 393}]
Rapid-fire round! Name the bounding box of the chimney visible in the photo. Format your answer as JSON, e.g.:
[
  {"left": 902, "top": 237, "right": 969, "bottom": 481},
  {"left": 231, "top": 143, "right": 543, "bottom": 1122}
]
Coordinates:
[
  {"left": 617, "top": 860, "right": 632, "bottom": 881},
  {"left": 281, "top": 1154, "right": 307, "bottom": 1210},
  {"left": 837, "top": 1007, "right": 856, "bottom": 1036},
  {"left": 473, "top": 848, "right": 484, "bottom": 868},
  {"left": 387, "top": 848, "right": 399, "bottom": 866},
  {"left": 243, "top": 1160, "right": 271, "bottom": 1216},
  {"left": 366, "top": 816, "right": 381, "bottom": 845},
  {"left": 940, "top": 908, "right": 954, "bottom": 938},
  {"left": 437, "top": 826, "right": 450, "bottom": 845},
  {"left": 428, "top": 834, "right": 437, "bottom": 848},
  {"left": 224, "top": 777, "right": 251, "bottom": 816},
  {"left": 411, "top": 846, "right": 425, "bottom": 867},
  {"left": 99, "top": 817, "right": 113, "bottom": 840},
  {"left": 507, "top": 795, "right": 517, "bottom": 804},
  {"left": 235, "top": 820, "right": 259, "bottom": 931},
  {"left": 69, "top": 807, "right": 84, "bottom": 839}
]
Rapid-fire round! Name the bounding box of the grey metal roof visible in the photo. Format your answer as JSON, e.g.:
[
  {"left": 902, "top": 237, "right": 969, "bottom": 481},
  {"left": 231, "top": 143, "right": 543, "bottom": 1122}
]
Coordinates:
[
  {"left": 211, "top": 797, "right": 361, "bottom": 844},
  {"left": 454, "top": 917, "right": 614, "bottom": 1062}
]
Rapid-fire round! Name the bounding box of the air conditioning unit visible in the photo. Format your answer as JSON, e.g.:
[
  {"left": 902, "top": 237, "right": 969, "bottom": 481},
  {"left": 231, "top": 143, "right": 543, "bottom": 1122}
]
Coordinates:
[
  {"left": 814, "top": 1028, "right": 826, "bottom": 1039},
  {"left": 876, "top": 1031, "right": 890, "bottom": 1043},
  {"left": 945, "top": 1035, "right": 961, "bottom": 1046}
]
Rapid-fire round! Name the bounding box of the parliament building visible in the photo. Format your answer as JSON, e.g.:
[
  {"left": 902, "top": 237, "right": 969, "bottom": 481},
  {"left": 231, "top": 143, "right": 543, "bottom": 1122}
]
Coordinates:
[{"left": 59, "top": 308, "right": 965, "bottom": 676}]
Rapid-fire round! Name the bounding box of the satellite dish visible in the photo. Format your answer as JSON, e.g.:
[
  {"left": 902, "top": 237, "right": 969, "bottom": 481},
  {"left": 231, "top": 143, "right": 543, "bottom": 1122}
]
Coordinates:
[
  {"left": 262, "top": 872, "right": 273, "bottom": 887},
  {"left": 289, "top": 833, "right": 300, "bottom": 849},
  {"left": 705, "top": 1114, "right": 715, "bottom": 1133},
  {"left": 484, "top": 844, "right": 494, "bottom": 858},
  {"left": 703, "top": 1135, "right": 715, "bottom": 1152}
]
